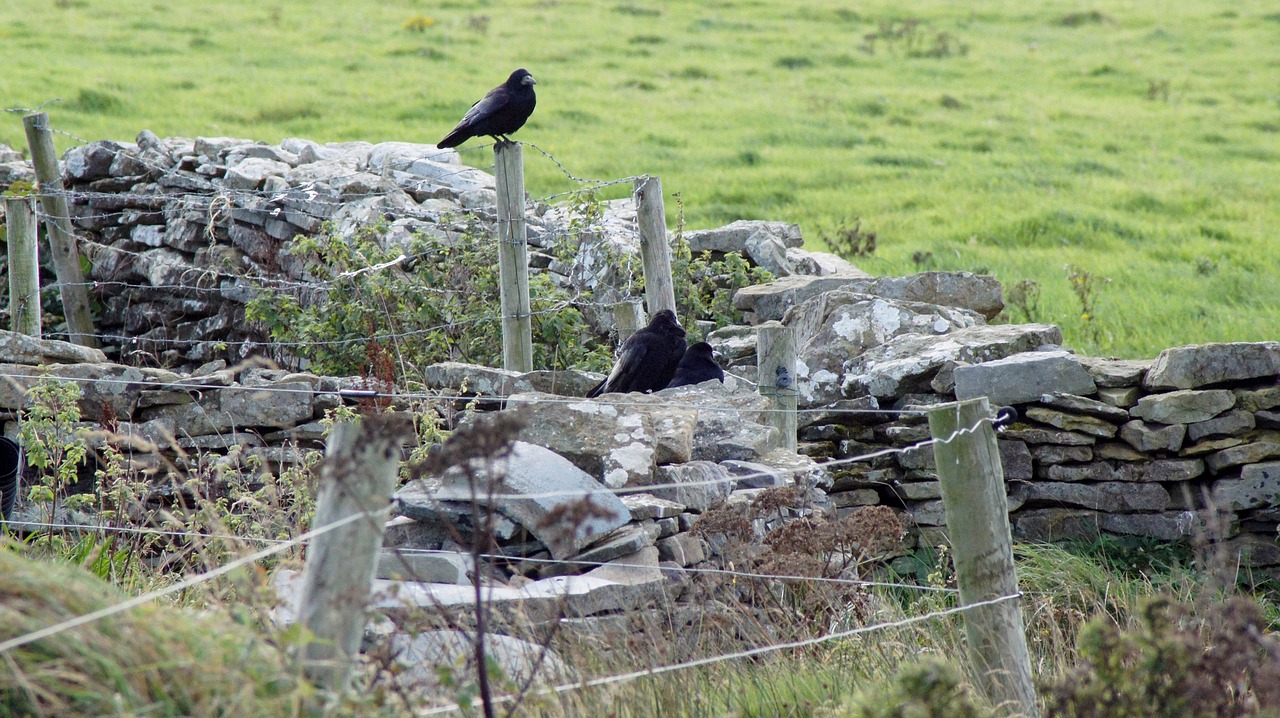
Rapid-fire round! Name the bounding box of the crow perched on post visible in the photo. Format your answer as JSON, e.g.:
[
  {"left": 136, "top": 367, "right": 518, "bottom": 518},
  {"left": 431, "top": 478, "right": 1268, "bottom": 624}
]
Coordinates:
[
  {"left": 665, "top": 342, "right": 724, "bottom": 388},
  {"left": 587, "top": 310, "right": 687, "bottom": 397},
  {"left": 437, "top": 68, "right": 537, "bottom": 148}
]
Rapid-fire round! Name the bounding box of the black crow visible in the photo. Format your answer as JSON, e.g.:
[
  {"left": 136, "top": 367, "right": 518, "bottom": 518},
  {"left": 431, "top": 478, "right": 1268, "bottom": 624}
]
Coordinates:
[
  {"left": 437, "top": 68, "right": 537, "bottom": 148},
  {"left": 587, "top": 309, "right": 687, "bottom": 397},
  {"left": 665, "top": 342, "right": 724, "bottom": 388}
]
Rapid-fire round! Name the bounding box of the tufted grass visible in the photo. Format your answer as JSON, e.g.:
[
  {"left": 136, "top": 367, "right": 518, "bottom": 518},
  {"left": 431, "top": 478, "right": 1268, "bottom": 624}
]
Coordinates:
[{"left": 1, "top": 1, "right": 1278, "bottom": 356}]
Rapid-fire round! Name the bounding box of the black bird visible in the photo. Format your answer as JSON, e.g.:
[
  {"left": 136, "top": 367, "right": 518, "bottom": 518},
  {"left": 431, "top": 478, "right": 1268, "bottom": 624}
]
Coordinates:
[
  {"left": 587, "top": 310, "right": 687, "bottom": 397},
  {"left": 437, "top": 68, "right": 537, "bottom": 148},
  {"left": 665, "top": 342, "right": 724, "bottom": 389}
]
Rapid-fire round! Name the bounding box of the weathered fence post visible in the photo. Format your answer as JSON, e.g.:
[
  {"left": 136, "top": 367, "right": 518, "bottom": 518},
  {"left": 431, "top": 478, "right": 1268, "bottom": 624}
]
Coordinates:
[
  {"left": 22, "top": 112, "right": 96, "bottom": 348},
  {"left": 633, "top": 175, "right": 676, "bottom": 317},
  {"left": 296, "top": 415, "right": 410, "bottom": 694},
  {"left": 5, "top": 196, "right": 41, "bottom": 337},
  {"left": 928, "top": 397, "right": 1040, "bottom": 718},
  {"left": 611, "top": 298, "right": 645, "bottom": 345},
  {"left": 755, "top": 321, "right": 797, "bottom": 452},
  {"left": 493, "top": 140, "right": 533, "bottom": 372}
]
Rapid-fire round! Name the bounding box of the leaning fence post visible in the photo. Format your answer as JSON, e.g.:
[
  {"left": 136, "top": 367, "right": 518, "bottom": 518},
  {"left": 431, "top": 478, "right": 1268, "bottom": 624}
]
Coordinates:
[
  {"left": 296, "top": 415, "right": 410, "bottom": 694},
  {"left": 755, "top": 321, "right": 797, "bottom": 452},
  {"left": 928, "top": 397, "right": 1040, "bottom": 718},
  {"left": 611, "top": 298, "right": 645, "bottom": 345},
  {"left": 22, "top": 112, "right": 96, "bottom": 348},
  {"left": 5, "top": 195, "right": 42, "bottom": 337},
  {"left": 493, "top": 140, "right": 533, "bottom": 372},
  {"left": 633, "top": 175, "right": 676, "bottom": 316}
]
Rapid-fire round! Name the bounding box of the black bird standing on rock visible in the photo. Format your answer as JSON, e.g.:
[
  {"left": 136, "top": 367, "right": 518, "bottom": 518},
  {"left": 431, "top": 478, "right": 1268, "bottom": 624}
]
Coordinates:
[
  {"left": 666, "top": 342, "right": 724, "bottom": 389},
  {"left": 437, "top": 68, "right": 537, "bottom": 148},
  {"left": 587, "top": 310, "right": 687, "bottom": 397}
]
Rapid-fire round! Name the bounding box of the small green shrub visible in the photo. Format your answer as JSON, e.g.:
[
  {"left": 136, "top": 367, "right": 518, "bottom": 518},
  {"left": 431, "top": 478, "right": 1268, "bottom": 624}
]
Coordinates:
[
  {"left": 820, "top": 657, "right": 992, "bottom": 718},
  {"left": 19, "top": 376, "right": 90, "bottom": 521}
]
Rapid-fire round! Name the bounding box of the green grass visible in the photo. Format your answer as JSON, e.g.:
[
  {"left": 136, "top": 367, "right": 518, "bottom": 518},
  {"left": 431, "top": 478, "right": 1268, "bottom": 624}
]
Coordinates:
[{"left": 2, "top": 0, "right": 1278, "bottom": 357}]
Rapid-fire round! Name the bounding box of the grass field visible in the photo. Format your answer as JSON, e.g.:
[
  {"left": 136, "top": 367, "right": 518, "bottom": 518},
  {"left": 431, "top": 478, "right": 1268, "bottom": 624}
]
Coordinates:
[{"left": 2, "top": 0, "right": 1278, "bottom": 358}]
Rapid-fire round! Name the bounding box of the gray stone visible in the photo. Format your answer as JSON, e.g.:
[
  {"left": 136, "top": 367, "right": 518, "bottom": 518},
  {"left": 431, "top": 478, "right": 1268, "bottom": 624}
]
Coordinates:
[
  {"left": 1235, "top": 386, "right": 1280, "bottom": 413},
  {"left": 1212, "top": 463, "right": 1280, "bottom": 510},
  {"left": 365, "top": 141, "right": 458, "bottom": 173},
  {"left": 1205, "top": 438, "right": 1280, "bottom": 474},
  {"left": 1036, "top": 393, "right": 1132, "bottom": 422},
  {"left": 223, "top": 157, "right": 290, "bottom": 190},
  {"left": 1025, "top": 482, "right": 1170, "bottom": 512},
  {"left": 559, "top": 525, "right": 655, "bottom": 570},
  {"left": 506, "top": 393, "right": 665, "bottom": 488},
  {"left": 1076, "top": 356, "right": 1152, "bottom": 388},
  {"left": 1044, "top": 459, "right": 1205, "bottom": 483},
  {"left": 799, "top": 396, "right": 884, "bottom": 427},
  {"left": 849, "top": 324, "right": 1065, "bottom": 400},
  {"left": 375, "top": 549, "right": 472, "bottom": 583},
  {"left": 1031, "top": 444, "right": 1093, "bottom": 464},
  {"left": 194, "top": 136, "right": 257, "bottom": 156},
  {"left": 1013, "top": 509, "right": 1100, "bottom": 542},
  {"left": 1001, "top": 425, "right": 1096, "bottom": 446},
  {"left": 1222, "top": 535, "right": 1280, "bottom": 567},
  {"left": 999, "top": 440, "right": 1034, "bottom": 480},
  {"left": 432, "top": 442, "right": 632, "bottom": 559},
  {"left": 1096, "top": 442, "right": 1148, "bottom": 461},
  {"left": 1097, "top": 511, "right": 1222, "bottom": 541},
  {"left": 892, "top": 482, "right": 939, "bottom": 500},
  {"left": 1131, "top": 389, "right": 1235, "bottom": 425},
  {"left": 644, "top": 462, "right": 733, "bottom": 511},
  {"left": 955, "top": 350, "right": 1096, "bottom": 407},
  {"left": 1119, "top": 420, "right": 1186, "bottom": 453},
  {"left": 1024, "top": 407, "right": 1117, "bottom": 438},
  {"left": 63, "top": 141, "right": 123, "bottom": 182},
  {"left": 1187, "top": 409, "right": 1255, "bottom": 442},
  {"left": 734, "top": 271, "right": 1004, "bottom": 323},
  {"left": 657, "top": 532, "right": 707, "bottom": 566},
  {"left": 685, "top": 220, "right": 803, "bottom": 255},
  {"left": 787, "top": 291, "right": 984, "bottom": 406},
  {"left": 1257, "top": 410, "right": 1280, "bottom": 430},
  {"left": 1098, "top": 387, "right": 1141, "bottom": 408},
  {"left": 386, "top": 630, "right": 572, "bottom": 691},
  {"left": 0, "top": 331, "right": 108, "bottom": 366},
  {"left": 421, "top": 361, "right": 520, "bottom": 396},
  {"left": 785, "top": 248, "right": 867, "bottom": 277},
  {"left": 1144, "top": 342, "right": 1280, "bottom": 390},
  {"left": 720, "top": 459, "right": 789, "bottom": 489},
  {"left": 621, "top": 493, "right": 685, "bottom": 519},
  {"left": 1180, "top": 437, "right": 1245, "bottom": 457}
]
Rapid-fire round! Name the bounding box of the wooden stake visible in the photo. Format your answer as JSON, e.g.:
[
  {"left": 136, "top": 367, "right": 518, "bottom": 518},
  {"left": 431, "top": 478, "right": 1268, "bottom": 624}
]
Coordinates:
[
  {"left": 611, "top": 298, "right": 645, "bottom": 345},
  {"left": 633, "top": 176, "right": 676, "bottom": 317},
  {"left": 296, "top": 416, "right": 410, "bottom": 694},
  {"left": 22, "top": 113, "right": 95, "bottom": 347},
  {"left": 755, "top": 321, "right": 797, "bottom": 452},
  {"left": 5, "top": 196, "right": 41, "bottom": 337},
  {"left": 494, "top": 141, "right": 533, "bottom": 373},
  {"left": 928, "top": 397, "right": 1040, "bottom": 718}
]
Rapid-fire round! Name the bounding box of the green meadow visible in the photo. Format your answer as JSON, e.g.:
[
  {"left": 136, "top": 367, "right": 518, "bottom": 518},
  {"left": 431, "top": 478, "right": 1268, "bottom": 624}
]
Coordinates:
[{"left": 2, "top": 0, "right": 1278, "bottom": 358}]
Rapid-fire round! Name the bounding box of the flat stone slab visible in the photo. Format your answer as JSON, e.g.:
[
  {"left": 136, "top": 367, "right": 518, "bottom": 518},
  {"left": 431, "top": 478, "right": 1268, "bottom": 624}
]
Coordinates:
[
  {"left": 432, "top": 441, "right": 632, "bottom": 559},
  {"left": 1213, "top": 462, "right": 1280, "bottom": 510},
  {"left": 1205, "top": 438, "right": 1280, "bottom": 473},
  {"left": 1077, "top": 356, "right": 1152, "bottom": 388},
  {"left": 1144, "top": 342, "right": 1280, "bottom": 390},
  {"left": 0, "top": 330, "right": 108, "bottom": 365},
  {"left": 1035, "top": 392, "right": 1132, "bottom": 422},
  {"left": 955, "top": 350, "right": 1096, "bottom": 407},
  {"left": 1119, "top": 420, "right": 1186, "bottom": 453},
  {"left": 1024, "top": 407, "right": 1117, "bottom": 438},
  {"left": 386, "top": 630, "right": 572, "bottom": 692},
  {"left": 375, "top": 549, "right": 472, "bottom": 584},
  {"left": 1024, "top": 481, "right": 1171, "bottom": 512},
  {"left": 1130, "top": 389, "right": 1235, "bottom": 425},
  {"left": 1044, "top": 459, "right": 1205, "bottom": 483},
  {"left": 734, "top": 271, "right": 1004, "bottom": 322}
]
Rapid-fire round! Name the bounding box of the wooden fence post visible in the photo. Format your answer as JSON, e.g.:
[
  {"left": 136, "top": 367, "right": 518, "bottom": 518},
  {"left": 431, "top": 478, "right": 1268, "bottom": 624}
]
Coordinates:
[
  {"left": 22, "top": 112, "right": 96, "bottom": 348},
  {"left": 493, "top": 141, "right": 533, "bottom": 373},
  {"left": 296, "top": 415, "right": 410, "bottom": 694},
  {"left": 755, "top": 321, "right": 797, "bottom": 452},
  {"left": 928, "top": 397, "right": 1040, "bottom": 718},
  {"left": 633, "top": 175, "right": 676, "bottom": 317},
  {"left": 611, "top": 298, "right": 645, "bottom": 345},
  {"left": 5, "top": 196, "right": 41, "bottom": 337}
]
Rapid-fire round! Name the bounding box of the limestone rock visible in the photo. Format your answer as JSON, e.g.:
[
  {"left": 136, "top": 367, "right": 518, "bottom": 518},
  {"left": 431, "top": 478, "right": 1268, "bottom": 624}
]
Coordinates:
[
  {"left": 1144, "top": 342, "right": 1280, "bottom": 390},
  {"left": 1024, "top": 407, "right": 1117, "bottom": 438},
  {"left": 643, "top": 461, "right": 733, "bottom": 511},
  {"left": 386, "top": 630, "right": 572, "bottom": 691},
  {"left": 1044, "top": 459, "right": 1205, "bottom": 483},
  {"left": 1187, "top": 409, "right": 1255, "bottom": 442},
  {"left": 685, "top": 220, "right": 803, "bottom": 254},
  {"left": 0, "top": 331, "right": 109, "bottom": 366},
  {"left": 734, "top": 271, "right": 1004, "bottom": 322},
  {"left": 1205, "top": 437, "right": 1280, "bottom": 474},
  {"left": 1212, "top": 462, "right": 1280, "bottom": 510},
  {"left": 1076, "top": 356, "right": 1152, "bottom": 388},
  {"left": 1119, "top": 420, "right": 1186, "bottom": 453},
  {"left": 507, "top": 393, "right": 663, "bottom": 488},
  {"left": 955, "top": 350, "right": 1096, "bottom": 407},
  {"left": 375, "top": 549, "right": 472, "bottom": 583},
  {"left": 848, "top": 324, "right": 1063, "bottom": 401},
  {"left": 1024, "top": 481, "right": 1171, "bottom": 512},
  {"left": 1035, "top": 393, "right": 1132, "bottom": 422},
  {"left": 1130, "top": 389, "right": 1235, "bottom": 425},
  {"left": 431, "top": 441, "right": 632, "bottom": 559}
]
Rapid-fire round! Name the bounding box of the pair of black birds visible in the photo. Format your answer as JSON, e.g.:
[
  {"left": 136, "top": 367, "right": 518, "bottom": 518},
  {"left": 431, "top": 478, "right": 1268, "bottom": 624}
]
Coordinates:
[
  {"left": 438, "top": 74, "right": 721, "bottom": 395},
  {"left": 587, "top": 310, "right": 724, "bottom": 398}
]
